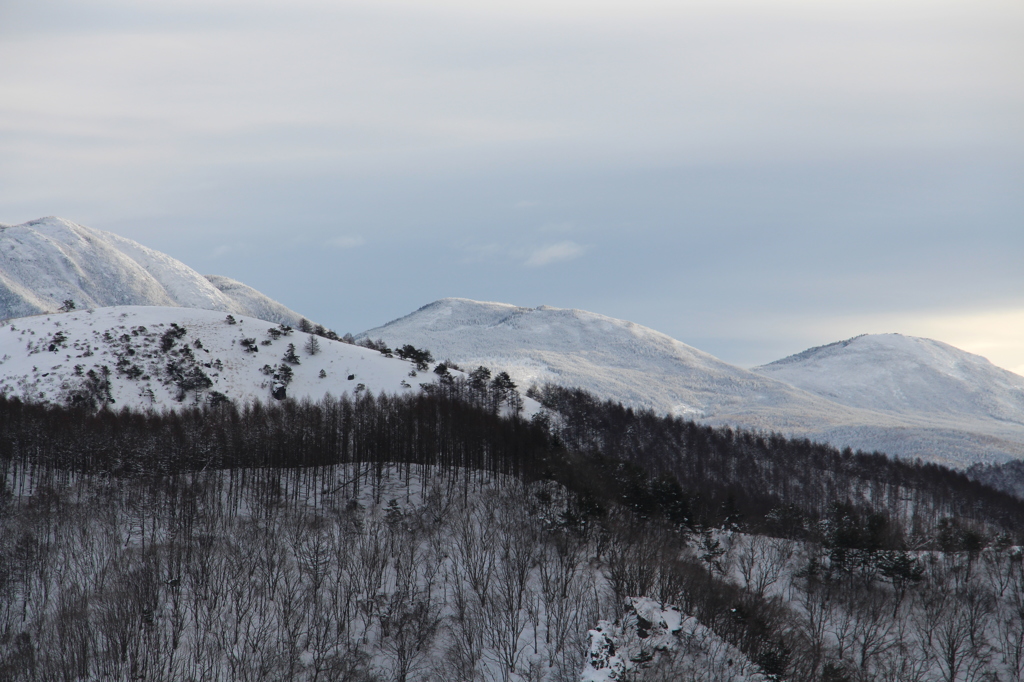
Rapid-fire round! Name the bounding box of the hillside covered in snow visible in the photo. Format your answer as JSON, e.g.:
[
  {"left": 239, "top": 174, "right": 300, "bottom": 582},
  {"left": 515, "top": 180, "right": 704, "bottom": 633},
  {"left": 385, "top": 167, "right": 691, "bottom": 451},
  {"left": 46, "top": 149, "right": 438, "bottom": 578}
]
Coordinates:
[
  {"left": 0, "top": 217, "right": 307, "bottom": 325},
  {"left": 0, "top": 306, "right": 450, "bottom": 411},
  {"left": 360, "top": 299, "right": 856, "bottom": 424},
  {"left": 361, "top": 298, "right": 1024, "bottom": 466},
  {"left": 754, "top": 333, "right": 1024, "bottom": 424}
]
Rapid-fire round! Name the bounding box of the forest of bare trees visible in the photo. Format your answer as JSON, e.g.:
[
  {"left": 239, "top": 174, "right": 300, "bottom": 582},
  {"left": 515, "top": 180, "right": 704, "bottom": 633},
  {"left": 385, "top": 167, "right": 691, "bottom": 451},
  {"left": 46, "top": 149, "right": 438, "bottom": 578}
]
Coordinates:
[{"left": 4, "top": 384, "right": 1024, "bottom": 680}]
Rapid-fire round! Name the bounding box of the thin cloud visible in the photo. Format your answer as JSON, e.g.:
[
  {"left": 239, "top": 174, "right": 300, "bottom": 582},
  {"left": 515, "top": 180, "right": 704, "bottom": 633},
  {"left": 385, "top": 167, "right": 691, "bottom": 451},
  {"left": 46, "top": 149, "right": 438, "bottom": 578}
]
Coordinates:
[
  {"left": 460, "top": 243, "right": 504, "bottom": 263},
  {"left": 539, "top": 221, "right": 575, "bottom": 233},
  {"left": 524, "top": 241, "right": 586, "bottom": 267},
  {"left": 327, "top": 235, "right": 365, "bottom": 249}
]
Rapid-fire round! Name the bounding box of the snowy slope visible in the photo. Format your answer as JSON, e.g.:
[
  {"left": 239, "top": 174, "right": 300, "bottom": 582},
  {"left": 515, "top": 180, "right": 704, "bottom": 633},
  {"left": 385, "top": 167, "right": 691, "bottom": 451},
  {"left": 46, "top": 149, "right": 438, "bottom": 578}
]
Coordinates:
[
  {"left": 751, "top": 334, "right": 1024, "bottom": 465},
  {"left": 204, "top": 274, "right": 307, "bottom": 328},
  {"left": 360, "top": 299, "right": 1024, "bottom": 466},
  {"left": 754, "top": 333, "right": 1024, "bottom": 424},
  {"left": 0, "top": 306, "right": 444, "bottom": 411},
  {"left": 0, "top": 217, "right": 307, "bottom": 325},
  {"left": 359, "top": 299, "right": 863, "bottom": 424}
]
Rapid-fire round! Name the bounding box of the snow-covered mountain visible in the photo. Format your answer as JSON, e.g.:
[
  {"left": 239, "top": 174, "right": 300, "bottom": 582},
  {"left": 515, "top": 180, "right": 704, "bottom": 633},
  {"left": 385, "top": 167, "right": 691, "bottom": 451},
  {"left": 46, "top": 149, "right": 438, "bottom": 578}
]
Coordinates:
[
  {"left": 361, "top": 298, "right": 1024, "bottom": 466},
  {"left": 751, "top": 333, "right": 1024, "bottom": 463},
  {"left": 0, "top": 306, "right": 446, "bottom": 411},
  {"left": 754, "top": 333, "right": 1024, "bottom": 424},
  {"left": 0, "top": 217, "right": 307, "bottom": 326},
  {"left": 359, "top": 299, "right": 852, "bottom": 424}
]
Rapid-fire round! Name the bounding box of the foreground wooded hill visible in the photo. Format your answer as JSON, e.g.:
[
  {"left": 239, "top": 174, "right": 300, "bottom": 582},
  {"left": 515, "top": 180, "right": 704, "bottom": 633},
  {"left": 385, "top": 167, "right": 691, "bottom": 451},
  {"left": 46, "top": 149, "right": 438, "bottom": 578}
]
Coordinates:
[{"left": 3, "top": 387, "right": 1024, "bottom": 680}]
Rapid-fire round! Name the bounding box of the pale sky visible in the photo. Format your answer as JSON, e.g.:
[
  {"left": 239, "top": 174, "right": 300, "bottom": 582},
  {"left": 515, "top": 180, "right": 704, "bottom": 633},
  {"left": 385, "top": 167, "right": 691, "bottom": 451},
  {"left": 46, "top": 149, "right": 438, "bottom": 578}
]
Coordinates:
[{"left": 1, "top": 0, "right": 1022, "bottom": 373}]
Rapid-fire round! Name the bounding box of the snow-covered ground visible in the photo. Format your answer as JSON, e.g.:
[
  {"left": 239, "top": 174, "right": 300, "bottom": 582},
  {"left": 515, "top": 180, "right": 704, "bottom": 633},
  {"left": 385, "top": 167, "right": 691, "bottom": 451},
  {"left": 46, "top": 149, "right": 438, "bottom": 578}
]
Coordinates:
[
  {"left": 0, "top": 306, "right": 445, "bottom": 411},
  {"left": 583, "top": 597, "right": 767, "bottom": 682},
  {"left": 359, "top": 298, "right": 857, "bottom": 423},
  {"left": 0, "top": 457, "right": 776, "bottom": 682},
  {"left": 360, "top": 298, "right": 1024, "bottom": 466},
  {"left": 0, "top": 217, "right": 307, "bottom": 325}
]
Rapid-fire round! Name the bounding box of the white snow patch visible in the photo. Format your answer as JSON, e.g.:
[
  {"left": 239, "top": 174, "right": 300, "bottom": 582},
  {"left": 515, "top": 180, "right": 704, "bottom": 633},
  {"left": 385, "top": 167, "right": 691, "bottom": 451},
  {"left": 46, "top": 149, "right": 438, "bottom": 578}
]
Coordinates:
[{"left": 580, "top": 597, "right": 769, "bottom": 682}]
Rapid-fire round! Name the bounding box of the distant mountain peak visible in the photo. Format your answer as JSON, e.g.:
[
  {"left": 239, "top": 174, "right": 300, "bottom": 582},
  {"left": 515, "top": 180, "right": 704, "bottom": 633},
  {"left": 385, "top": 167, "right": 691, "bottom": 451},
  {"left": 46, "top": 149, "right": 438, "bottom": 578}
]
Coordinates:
[
  {"left": 362, "top": 297, "right": 856, "bottom": 420},
  {"left": 0, "top": 216, "right": 309, "bottom": 326},
  {"left": 754, "top": 332, "right": 1024, "bottom": 428},
  {"left": 755, "top": 334, "right": 870, "bottom": 368}
]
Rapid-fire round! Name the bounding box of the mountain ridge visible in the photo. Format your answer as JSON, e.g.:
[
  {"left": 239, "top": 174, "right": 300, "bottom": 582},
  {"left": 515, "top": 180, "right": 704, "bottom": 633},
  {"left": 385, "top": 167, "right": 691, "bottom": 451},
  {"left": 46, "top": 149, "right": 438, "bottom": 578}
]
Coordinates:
[
  {"left": 0, "top": 217, "right": 308, "bottom": 326},
  {"left": 756, "top": 334, "right": 868, "bottom": 368},
  {"left": 754, "top": 333, "right": 1024, "bottom": 424},
  {"left": 362, "top": 298, "right": 1024, "bottom": 466}
]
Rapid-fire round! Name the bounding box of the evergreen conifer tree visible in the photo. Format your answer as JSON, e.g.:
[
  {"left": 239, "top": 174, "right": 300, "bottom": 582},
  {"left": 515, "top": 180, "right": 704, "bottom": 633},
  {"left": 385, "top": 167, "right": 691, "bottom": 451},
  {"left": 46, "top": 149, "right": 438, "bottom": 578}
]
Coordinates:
[{"left": 283, "top": 343, "right": 301, "bottom": 364}]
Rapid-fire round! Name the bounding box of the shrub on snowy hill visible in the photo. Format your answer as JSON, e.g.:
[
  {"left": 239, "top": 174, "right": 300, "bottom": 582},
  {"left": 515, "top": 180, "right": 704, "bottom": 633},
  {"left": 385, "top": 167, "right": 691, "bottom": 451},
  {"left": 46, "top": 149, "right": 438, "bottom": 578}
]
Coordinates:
[
  {"left": 395, "top": 343, "right": 432, "bottom": 369},
  {"left": 304, "top": 335, "right": 321, "bottom": 356}
]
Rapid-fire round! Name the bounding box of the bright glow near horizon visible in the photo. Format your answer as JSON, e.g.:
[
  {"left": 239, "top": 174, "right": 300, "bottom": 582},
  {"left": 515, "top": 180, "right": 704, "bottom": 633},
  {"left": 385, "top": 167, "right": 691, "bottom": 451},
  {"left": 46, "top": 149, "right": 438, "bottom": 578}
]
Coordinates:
[
  {"left": 0, "top": 0, "right": 1021, "bottom": 373},
  {"left": 747, "top": 309, "right": 1024, "bottom": 377},
  {"left": 867, "top": 310, "right": 1024, "bottom": 378}
]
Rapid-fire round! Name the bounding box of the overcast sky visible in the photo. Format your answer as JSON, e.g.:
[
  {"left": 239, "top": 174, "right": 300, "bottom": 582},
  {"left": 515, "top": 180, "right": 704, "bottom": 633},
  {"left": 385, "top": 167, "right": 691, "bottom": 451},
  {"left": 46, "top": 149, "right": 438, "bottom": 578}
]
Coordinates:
[{"left": 1, "top": 0, "right": 1022, "bottom": 372}]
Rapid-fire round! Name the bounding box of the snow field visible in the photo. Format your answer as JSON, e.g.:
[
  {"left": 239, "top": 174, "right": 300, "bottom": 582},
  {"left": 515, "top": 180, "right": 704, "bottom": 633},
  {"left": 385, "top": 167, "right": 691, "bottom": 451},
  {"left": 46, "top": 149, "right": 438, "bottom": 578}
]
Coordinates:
[{"left": 0, "top": 306, "right": 435, "bottom": 411}]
